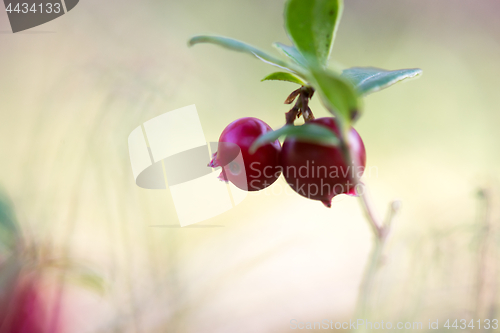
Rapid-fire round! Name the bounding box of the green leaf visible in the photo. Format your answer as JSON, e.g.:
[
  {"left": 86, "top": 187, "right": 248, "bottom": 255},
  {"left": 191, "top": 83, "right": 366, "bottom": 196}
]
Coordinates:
[
  {"left": 309, "top": 68, "right": 361, "bottom": 129},
  {"left": 250, "top": 124, "right": 339, "bottom": 154},
  {"left": 284, "top": 0, "right": 343, "bottom": 66},
  {"left": 273, "top": 43, "right": 308, "bottom": 68},
  {"left": 341, "top": 67, "right": 423, "bottom": 95},
  {"left": 188, "top": 35, "right": 304, "bottom": 75},
  {"left": 261, "top": 72, "right": 307, "bottom": 86}
]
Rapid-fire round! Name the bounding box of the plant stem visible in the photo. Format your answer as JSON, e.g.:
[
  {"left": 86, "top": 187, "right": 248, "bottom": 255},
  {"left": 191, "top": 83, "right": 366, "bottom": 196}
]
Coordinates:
[
  {"left": 359, "top": 191, "right": 384, "bottom": 240},
  {"left": 354, "top": 189, "right": 401, "bottom": 324},
  {"left": 474, "top": 188, "right": 498, "bottom": 322},
  {"left": 329, "top": 110, "right": 400, "bottom": 327}
]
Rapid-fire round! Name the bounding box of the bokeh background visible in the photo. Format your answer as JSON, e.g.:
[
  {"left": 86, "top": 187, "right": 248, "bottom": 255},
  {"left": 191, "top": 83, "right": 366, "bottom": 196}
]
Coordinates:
[{"left": 0, "top": 0, "right": 500, "bottom": 332}]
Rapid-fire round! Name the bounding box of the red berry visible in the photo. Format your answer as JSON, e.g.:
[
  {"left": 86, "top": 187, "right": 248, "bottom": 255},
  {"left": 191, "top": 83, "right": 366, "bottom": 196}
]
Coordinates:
[
  {"left": 279, "top": 117, "right": 366, "bottom": 207},
  {"left": 0, "top": 277, "right": 55, "bottom": 333},
  {"left": 209, "top": 117, "right": 281, "bottom": 191}
]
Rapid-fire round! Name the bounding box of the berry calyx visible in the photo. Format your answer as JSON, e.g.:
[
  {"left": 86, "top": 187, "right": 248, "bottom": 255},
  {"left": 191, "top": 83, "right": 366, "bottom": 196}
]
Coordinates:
[
  {"left": 209, "top": 117, "right": 281, "bottom": 191},
  {"left": 279, "top": 117, "right": 366, "bottom": 207}
]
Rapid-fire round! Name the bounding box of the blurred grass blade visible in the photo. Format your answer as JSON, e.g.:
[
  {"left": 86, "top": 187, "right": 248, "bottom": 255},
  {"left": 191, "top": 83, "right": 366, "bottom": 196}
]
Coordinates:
[
  {"left": 250, "top": 124, "right": 339, "bottom": 153},
  {"left": 44, "top": 259, "right": 106, "bottom": 295},
  {"left": 284, "top": 0, "right": 343, "bottom": 66},
  {"left": 0, "top": 192, "right": 20, "bottom": 254},
  {"left": 309, "top": 68, "right": 361, "bottom": 129},
  {"left": 0, "top": 194, "right": 23, "bottom": 299},
  {"left": 0, "top": 255, "right": 21, "bottom": 295},
  {"left": 68, "top": 271, "right": 106, "bottom": 295},
  {"left": 342, "top": 67, "right": 423, "bottom": 95},
  {"left": 273, "top": 42, "right": 308, "bottom": 68},
  {"left": 188, "top": 35, "right": 302, "bottom": 74},
  {"left": 262, "top": 72, "right": 307, "bottom": 86}
]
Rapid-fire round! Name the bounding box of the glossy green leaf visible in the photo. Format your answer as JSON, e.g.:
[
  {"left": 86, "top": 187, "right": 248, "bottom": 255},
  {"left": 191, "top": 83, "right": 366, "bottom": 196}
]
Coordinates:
[
  {"left": 341, "top": 67, "right": 423, "bottom": 95},
  {"left": 188, "top": 35, "right": 304, "bottom": 75},
  {"left": 273, "top": 42, "right": 308, "bottom": 68},
  {"left": 284, "top": 0, "right": 343, "bottom": 66},
  {"left": 261, "top": 72, "right": 307, "bottom": 86},
  {"left": 250, "top": 124, "right": 339, "bottom": 154},
  {"left": 309, "top": 68, "right": 361, "bottom": 129}
]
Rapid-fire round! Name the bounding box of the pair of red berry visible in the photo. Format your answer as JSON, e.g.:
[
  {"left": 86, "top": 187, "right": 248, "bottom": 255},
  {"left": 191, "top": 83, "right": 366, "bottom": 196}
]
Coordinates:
[{"left": 209, "top": 117, "right": 366, "bottom": 207}]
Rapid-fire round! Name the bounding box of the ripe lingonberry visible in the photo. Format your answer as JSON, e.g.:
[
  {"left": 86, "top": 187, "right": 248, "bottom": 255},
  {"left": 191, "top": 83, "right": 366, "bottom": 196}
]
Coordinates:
[
  {"left": 0, "top": 277, "right": 55, "bottom": 333},
  {"left": 209, "top": 117, "right": 281, "bottom": 191},
  {"left": 279, "top": 117, "right": 366, "bottom": 207}
]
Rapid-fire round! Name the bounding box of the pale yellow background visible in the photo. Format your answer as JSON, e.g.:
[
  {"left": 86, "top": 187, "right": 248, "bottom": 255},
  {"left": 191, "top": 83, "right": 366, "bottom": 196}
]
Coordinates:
[{"left": 0, "top": 0, "right": 499, "bottom": 332}]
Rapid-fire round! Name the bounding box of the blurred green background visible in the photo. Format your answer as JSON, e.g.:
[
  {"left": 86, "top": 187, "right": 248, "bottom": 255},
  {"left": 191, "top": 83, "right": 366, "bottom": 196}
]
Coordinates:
[{"left": 0, "top": 0, "right": 499, "bottom": 332}]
